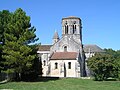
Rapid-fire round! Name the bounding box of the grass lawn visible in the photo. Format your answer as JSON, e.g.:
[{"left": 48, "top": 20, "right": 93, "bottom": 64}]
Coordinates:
[{"left": 0, "top": 78, "right": 120, "bottom": 90}]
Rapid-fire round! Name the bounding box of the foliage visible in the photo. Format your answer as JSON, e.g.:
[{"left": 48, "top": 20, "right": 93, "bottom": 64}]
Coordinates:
[
  {"left": 87, "top": 49, "right": 120, "bottom": 81},
  {"left": 0, "top": 8, "right": 39, "bottom": 81},
  {"left": 21, "top": 44, "right": 42, "bottom": 81},
  {"left": 104, "top": 49, "right": 120, "bottom": 80},
  {"left": 0, "top": 78, "right": 120, "bottom": 90},
  {"left": 0, "top": 10, "right": 11, "bottom": 72},
  {"left": 104, "top": 48, "right": 120, "bottom": 58}
]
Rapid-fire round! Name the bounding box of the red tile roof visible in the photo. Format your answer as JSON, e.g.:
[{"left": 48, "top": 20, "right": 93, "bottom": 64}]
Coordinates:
[{"left": 50, "top": 52, "right": 77, "bottom": 60}]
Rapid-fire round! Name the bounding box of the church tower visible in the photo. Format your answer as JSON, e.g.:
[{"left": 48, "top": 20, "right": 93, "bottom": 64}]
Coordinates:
[
  {"left": 62, "top": 16, "right": 85, "bottom": 77},
  {"left": 62, "top": 16, "right": 82, "bottom": 44}
]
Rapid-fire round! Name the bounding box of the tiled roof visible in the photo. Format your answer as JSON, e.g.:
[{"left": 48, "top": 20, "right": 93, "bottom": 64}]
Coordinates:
[
  {"left": 38, "top": 45, "right": 52, "bottom": 51},
  {"left": 50, "top": 52, "right": 77, "bottom": 60},
  {"left": 83, "top": 45, "right": 105, "bottom": 53}
]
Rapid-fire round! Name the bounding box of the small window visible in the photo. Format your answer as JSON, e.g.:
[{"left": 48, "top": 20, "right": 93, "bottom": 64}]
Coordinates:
[
  {"left": 73, "top": 25, "right": 75, "bottom": 34},
  {"left": 65, "top": 25, "right": 68, "bottom": 34},
  {"left": 55, "top": 62, "right": 58, "bottom": 69},
  {"left": 74, "top": 25, "right": 76, "bottom": 30},
  {"left": 64, "top": 46, "right": 67, "bottom": 52},
  {"left": 43, "top": 60, "right": 46, "bottom": 66},
  {"left": 67, "top": 25, "right": 68, "bottom": 33},
  {"left": 73, "top": 25, "right": 76, "bottom": 34},
  {"left": 68, "top": 62, "right": 71, "bottom": 69}
]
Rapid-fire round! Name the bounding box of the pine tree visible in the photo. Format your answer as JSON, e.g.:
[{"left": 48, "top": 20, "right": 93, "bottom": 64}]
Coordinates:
[
  {"left": 2, "top": 8, "right": 38, "bottom": 80},
  {"left": 0, "top": 10, "right": 11, "bottom": 73}
]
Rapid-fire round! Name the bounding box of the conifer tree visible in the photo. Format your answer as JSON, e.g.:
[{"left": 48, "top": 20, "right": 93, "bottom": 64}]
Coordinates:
[
  {"left": 0, "top": 10, "right": 11, "bottom": 73},
  {"left": 2, "top": 8, "right": 38, "bottom": 80}
]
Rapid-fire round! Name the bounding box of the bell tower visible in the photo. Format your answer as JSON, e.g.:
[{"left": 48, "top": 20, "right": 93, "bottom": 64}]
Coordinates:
[{"left": 62, "top": 16, "right": 82, "bottom": 44}]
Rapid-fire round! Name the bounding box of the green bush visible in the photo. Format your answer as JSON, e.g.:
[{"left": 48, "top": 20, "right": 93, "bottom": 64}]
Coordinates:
[{"left": 87, "top": 52, "right": 120, "bottom": 81}]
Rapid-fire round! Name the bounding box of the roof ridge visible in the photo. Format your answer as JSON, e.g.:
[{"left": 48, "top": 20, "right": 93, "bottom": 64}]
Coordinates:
[
  {"left": 84, "top": 44, "right": 97, "bottom": 46},
  {"left": 83, "top": 44, "right": 104, "bottom": 52}
]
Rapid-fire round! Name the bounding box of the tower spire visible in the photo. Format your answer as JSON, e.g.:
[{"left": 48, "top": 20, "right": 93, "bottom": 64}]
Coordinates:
[{"left": 53, "top": 31, "right": 59, "bottom": 44}]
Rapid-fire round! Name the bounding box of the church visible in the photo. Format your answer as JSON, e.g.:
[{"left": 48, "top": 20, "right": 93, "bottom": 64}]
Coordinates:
[{"left": 37, "top": 16, "right": 104, "bottom": 77}]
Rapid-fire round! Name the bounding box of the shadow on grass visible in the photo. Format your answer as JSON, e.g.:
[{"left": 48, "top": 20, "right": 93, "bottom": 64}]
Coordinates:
[
  {"left": 105, "top": 78, "right": 118, "bottom": 81},
  {"left": 0, "top": 77, "right": 60, "bottom": 85},
  {"left": 93, "top": 78, "right": 118, "bottom": 81},
  {"left": 35, "top": 76, "right": 60, "bottom": 82},
  {"left": 17, "top": 76, "right": 60, "bottom": 82}
]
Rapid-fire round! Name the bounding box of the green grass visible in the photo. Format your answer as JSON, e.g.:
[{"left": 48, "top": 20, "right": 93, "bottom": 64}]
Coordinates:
[{"left": 0, "top": 78, "right": 120, "bottom": 90}]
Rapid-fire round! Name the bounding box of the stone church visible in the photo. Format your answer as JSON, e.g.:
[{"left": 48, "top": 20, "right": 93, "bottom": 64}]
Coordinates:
[{"left": 37, "top": 16, "right": 104, "bottom": 77}]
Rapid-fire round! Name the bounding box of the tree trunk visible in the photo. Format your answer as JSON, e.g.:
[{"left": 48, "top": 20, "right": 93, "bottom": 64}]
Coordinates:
[
  {"left": 19, "top": 73, "right": 21, "bottom": 81},
  {"left": 15, "top": 73, "right": 21, "bottom": 81}
]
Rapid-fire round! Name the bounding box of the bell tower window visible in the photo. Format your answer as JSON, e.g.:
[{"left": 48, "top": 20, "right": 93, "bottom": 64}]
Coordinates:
[
  {"left": 73, "top": 21, "right": 76, "bottom": 34},
  {"left": 65, "top": 25, "right": 68, "bottom": 34},
  {"left": 65, "top": 21, "right": 68, "bottom": 34},
  {"left": 74, "top": 25, "right": 76, "bottom": 30},
  {"left": 73, "top": 25, "right": 75, "bottom": 34}
]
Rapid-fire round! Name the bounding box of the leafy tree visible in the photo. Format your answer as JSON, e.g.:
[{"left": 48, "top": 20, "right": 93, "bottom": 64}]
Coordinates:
[
  {"left": 104, "top": 48, "right": 117, "bottom": 58},
  {"left": 1, "top": 8, "right": 39, "bottom": 81},
  {"left": 87, "top": 53, "right": 118, "bottom": 81},
  {"left": 104, "top": 49, "right": 120, "bottom": 79}
]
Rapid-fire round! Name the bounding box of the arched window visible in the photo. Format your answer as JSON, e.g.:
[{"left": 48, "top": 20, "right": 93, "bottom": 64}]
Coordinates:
[
  {"left": 43, "top": 60, "right": 46, "bottom": 66},
  {"left": 67, "top": 25, "right": 68, "bottom": 33},
  {"left": 55, "top": 62, "right": 58, "bottom": 69},
  {"left": 73, "top": 21, "right": 76, "bottom": 34},
  {"left": 74, "top": 25, "right": 76, "bottom": 30},
  {"left": 73, "top": 25, "right": 76, "bottom": 34},
  {"left": 68, "top": 62, "right": 71, "bottom": 69},
  {"left": 64, "top": 46, "right": 67, "bottom": 52},
  {"left": 73, "top": 25, "right": 75, "bottom": 34},
  {"left": 65, "top": 25, "right": 68, "bottom": 34}
]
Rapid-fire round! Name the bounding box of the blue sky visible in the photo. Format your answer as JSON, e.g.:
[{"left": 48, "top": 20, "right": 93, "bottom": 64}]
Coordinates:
[{"left": 0, "top": 0, "right": 120, "bottom": 50}]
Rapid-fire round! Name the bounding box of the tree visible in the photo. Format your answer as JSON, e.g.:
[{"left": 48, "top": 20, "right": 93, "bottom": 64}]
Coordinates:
[
  {"left": 87, "top": 53, "right": 118, "bottom": 81},
  {"left": 104, "top": 49, "right": 120, "bottom": 80},
  {"left": 0, "top": 10, "right": 11, "bottom": 73},
  {"left": 1, "top": 8, "right": 39, "bottom": 81},
  {"left": 21, "top": 44, "right": 42, "bottom": 81}
]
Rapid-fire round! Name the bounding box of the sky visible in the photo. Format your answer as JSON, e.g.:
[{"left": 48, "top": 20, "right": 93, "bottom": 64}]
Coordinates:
[{"left": 0, "top": 0, "right": 120, "bottom": 50}]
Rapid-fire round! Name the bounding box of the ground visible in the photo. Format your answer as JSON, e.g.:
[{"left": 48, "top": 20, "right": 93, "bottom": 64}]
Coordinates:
[{"left": 0, "top": 78, "right": 120, "bottom": 90}]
